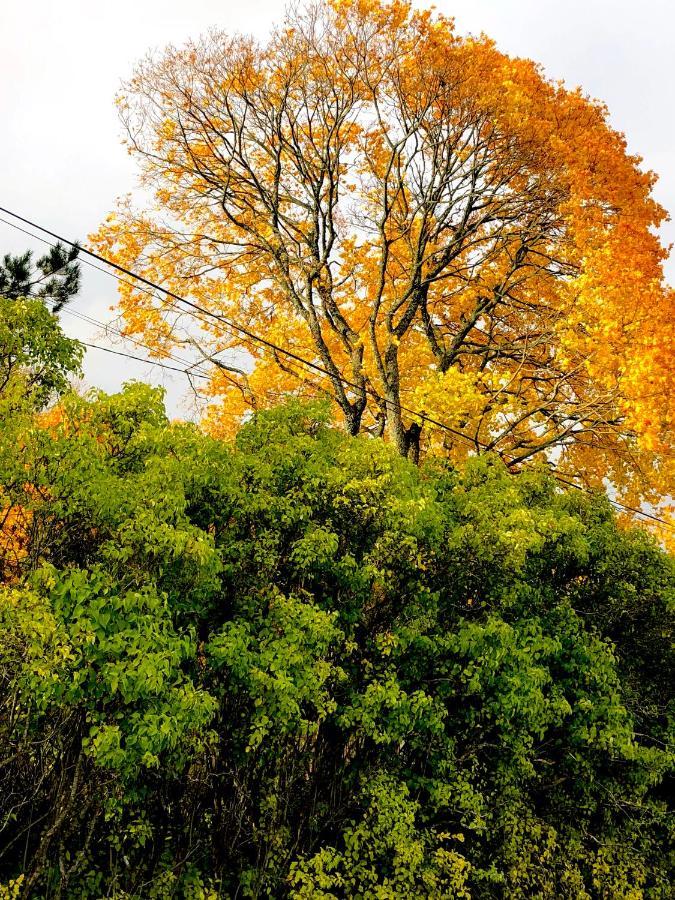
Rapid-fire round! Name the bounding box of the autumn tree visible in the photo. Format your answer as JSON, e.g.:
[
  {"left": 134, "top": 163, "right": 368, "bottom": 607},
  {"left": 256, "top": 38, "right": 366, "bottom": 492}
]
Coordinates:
[{"left": 93, "top": 0, "right": 673, "bottom": 501}]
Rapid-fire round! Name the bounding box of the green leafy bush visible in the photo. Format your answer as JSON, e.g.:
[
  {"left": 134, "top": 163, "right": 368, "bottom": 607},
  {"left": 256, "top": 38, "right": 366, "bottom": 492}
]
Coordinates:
[{"left": 0, "top": 389, "right": 672, "bottom": 898}]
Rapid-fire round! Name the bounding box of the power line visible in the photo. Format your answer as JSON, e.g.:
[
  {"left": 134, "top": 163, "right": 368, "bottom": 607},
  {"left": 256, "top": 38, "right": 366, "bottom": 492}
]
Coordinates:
[
  {"left": 0, "top": 214, "right": 359, "bottom": 424},
  {"left": 79, "top": 340, "right": 210, "bottom": 377},
  {"left": 9, "top": 206, "right": 589, "bottom": 466},
  {"left": 0, "top": 204, "right": 672, "bottom": 530},
  {"left": 0, "top": 214, "right": 215, "bottom": 380},
  {"left": 0, "top": 212, "right": 305, "bottom": 400},
  {"left": 5, "top": 208, "right": 593, "bottom": 464},
  {"left": 53, "top": 304, "right": 213, "bottom": 381},
  {"left": 0, "top": 207, "right": 483, "bottom": 447},
  {"left": 0, "top": 207, "right": 362, "bottom": 388}
]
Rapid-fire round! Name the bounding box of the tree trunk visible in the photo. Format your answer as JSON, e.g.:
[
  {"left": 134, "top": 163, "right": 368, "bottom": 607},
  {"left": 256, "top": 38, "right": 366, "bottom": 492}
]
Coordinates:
[{"left": 383, "top": 345, "right": 422, "bottom": 462}]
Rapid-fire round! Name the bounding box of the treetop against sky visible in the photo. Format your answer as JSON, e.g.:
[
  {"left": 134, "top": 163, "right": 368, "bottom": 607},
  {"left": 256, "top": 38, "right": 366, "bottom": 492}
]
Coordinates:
[{"left": 90, "top": 0, "right": 673, "bottom": 505}]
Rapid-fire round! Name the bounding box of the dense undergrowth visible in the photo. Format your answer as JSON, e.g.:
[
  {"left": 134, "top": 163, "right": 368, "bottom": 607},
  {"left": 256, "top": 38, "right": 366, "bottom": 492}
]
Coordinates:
[{"left": 0, "top": 373, "right": 673, "bottom": 897}]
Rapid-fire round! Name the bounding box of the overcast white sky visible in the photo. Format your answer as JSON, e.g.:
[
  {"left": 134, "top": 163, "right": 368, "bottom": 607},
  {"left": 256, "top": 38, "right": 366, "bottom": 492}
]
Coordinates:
[{"left": 1, "top": 0, "right": 673, "bottom": 417}]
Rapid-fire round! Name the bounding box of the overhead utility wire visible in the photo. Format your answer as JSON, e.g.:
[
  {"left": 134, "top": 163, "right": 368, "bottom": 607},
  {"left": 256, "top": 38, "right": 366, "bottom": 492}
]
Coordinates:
[
  {"left": 0, "top": 207, "right": 374, "bottom": 397},
  {"left": 0, "top": 204, "right": 672, "bottom": 530},
  {"left": 0, "top": 214, "right": 214, "bottom": 380},
  {"left": 0, "top": 213, "right": 364, "bottom": 415},
  {"left": 0, "top": 206, "right": 589, "bottom": 462},
  {"left": 1, "top": 212, "right": 325, "bottom": 401},
  {"left": 78, "top": 340, "right": 209, "bottom": 377},
  {"left": 52, "top": 303, "right": 212, "bottom": 381}
]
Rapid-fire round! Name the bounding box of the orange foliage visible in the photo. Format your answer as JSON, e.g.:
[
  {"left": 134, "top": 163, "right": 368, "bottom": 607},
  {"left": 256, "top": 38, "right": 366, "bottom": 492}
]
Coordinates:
[
  {"left": 0, "top": 496, "right": 32, "bottom": 583},
  {"left": 92, "top": 0, "right": 673, "bottom": 503},
  {"left": 1, "top": 408, "right": 65, "bottom": 583}
]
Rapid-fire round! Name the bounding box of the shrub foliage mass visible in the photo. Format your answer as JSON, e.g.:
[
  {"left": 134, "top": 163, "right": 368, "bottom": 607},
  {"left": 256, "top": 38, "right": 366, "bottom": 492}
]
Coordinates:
[{"left": 0, "top": 382, "right": 672, "bottom": 897}]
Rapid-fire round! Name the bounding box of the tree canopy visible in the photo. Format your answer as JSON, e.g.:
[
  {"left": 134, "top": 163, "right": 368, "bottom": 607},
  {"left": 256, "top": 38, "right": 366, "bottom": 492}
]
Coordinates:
[
  {"left": 0, "top": 296, "right": 83, "bottom": 583},
  {"left": 0, "top": 243, "right": 81, "bottom": 313},
  {"left": 0, "top": 295, "right": 83, "bottom": 407},
  {"left": 93, "top": 0, "right": 673, "bottom": 505},
  {"left": 1, "top": 381, "right": 672, "bottom": 898}
]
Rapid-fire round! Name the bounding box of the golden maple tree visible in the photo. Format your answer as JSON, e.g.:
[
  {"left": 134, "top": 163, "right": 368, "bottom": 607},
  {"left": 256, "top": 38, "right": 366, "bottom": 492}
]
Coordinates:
[{"left": 92, "top": 0, "right": 674, "bottom": 503}]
